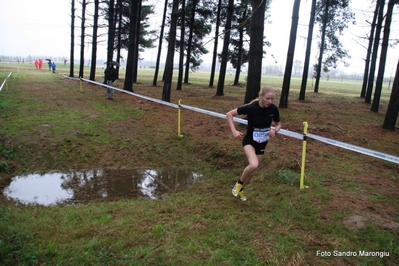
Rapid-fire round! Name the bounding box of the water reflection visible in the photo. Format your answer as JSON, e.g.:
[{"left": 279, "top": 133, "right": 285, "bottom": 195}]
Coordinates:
[{"left": 3, "top": 168, "right": 202, "bottom": 206}]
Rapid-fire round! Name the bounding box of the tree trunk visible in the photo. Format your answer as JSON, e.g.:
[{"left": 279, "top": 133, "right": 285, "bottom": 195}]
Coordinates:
[
  {"left": 124, "top": 0, "right": 140, "bottom": 92},
  {"left": 360, "top": 1, "right": 379, "bottom": 98},
  {"left": 89, "top": 0, "right": 99, "bottom": 81},
  {"left": 371, "top": 0, "right": 394, "bottom": 112},
  {"left": 365, "top": 0, "right": 385, "bottom": 104},
  {"left": 177, "top": 0, "right": 186, "bottom": 91},
  {"left": 79, "top": 0, "right": 86, "bottom": 79},
  {"left": 133, "top": 0, "right": 142, "bottom": 83},
  {"left": 116, "top": 0, "right": 123, "bottom": 79},
  {"left": 244, "top": 0, "right": 266, "bottom": 104},
  {"left": 153, "top": 0, "right": 168, "bottom": 86},
  {"left": 314, "top": 0, "right": 329, "bottom": 93},
  {"left": 162, "top": 0, "right": 179, "bottom": 102},
  {"left": 69, "top": 0, "right": 75, "bottom": 78},
  {"left": 215, "top": 0, "right": 234, "bottom": 96},
  {"left": 209, "top": 0, "right": 222, "bottom": 87},
  {"left": 233, "top": 6, "right": 246, "bottom": 86},
  {"left": 184, "top": 0, "right": 197, "bottom": 84},
  {"left": 107, "top": 0, "right": 115, "bottom": 65},
  {"left": 383, "top": 58, "right": 399, "bottom": 130},
  {"left": 279, "top": 0, "right": 301, "bottom": 108},
  {"left": 299, "top": 0, "right": 316, "bottom": 101}
]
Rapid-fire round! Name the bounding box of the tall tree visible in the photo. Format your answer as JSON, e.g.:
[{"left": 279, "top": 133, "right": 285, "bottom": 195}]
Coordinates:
[
  {"left": 230, "top": 1, "right": 251, "bottom": 86},
  {"left": 299, "top": 0, "right": 316, "bottom": 101},
  {"left": 244, "top": 0, "right": 267, "bottom": 104},
  {"left": 133, "top": 0, "right": 143, "bottom": 83},
  {"left": 184, "top": 0, "right": 198, "bottom": 83},
  {"left": 107, "top": 0, "right": 115, "bottom": 66},
  {"left": 177, "top": 0, "right": 186, "bottom": 91},
  {"left": 279, "top": 0, "right": 301, "bottom": 108},
  {"left": 153, "top": 0, "right": 168, "bottom": 86},
  {"left": 314, "top": 0, "right": 329, "bottom": 93},
  {"left": 89, "top": 0, "right": 100, "bottom": 81},
  {"left": 115, "top": 0, "right": 123, "bottom": 79},
  {"left": 69, "top": 0, "right": 75, "bottom": 78},
  {"left": 360, "top": 1, "right": 380, "bottom": 98},
  {"left": 313, "top": 0, "right": 354, "bottom": 93},
  {"left": 365, "top": 0, "right": 385, "bottom": 103},
  {"left": 162, "top": 0, "right": 179, "bottom": 102},
  {"left": 383, "top": 58, "right": 399, "bottom": 130},
  {"left": 176, "top": 0, "right": 212, "bottom": 82},
  {"left": 79, "top": 0, "right": 87, "bottom": 79},
  {"left": 371, "top": 0, "right": 395, "bottom": 112},
  {"left": 208, "top": 0, "right": 223, "bottom": 87},
  {"left": 123, "top": 0, "right": 140, "bottom": 92},
  {"left": 215, "top": 0, "right": 234, "bottom": 96}
]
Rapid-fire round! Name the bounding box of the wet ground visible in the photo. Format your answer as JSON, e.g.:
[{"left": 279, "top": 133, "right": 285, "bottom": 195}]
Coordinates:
[{"left": 3, "top": 168, "right": 202, "bottom": 206}]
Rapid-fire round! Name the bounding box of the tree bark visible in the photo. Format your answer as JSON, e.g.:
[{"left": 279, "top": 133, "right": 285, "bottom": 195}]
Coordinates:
[
  {"left": 89, "top": 0, "right": 99, "bottom": 81},
  {"left": 79, "top": 0, "right": 87, "bottom": 79},
  {"left": 244, "top": 0, "right": 266, "bottom": 104},
  {"left": 314, "top": 0, "right": 329, "bottom": 93},
  {"left": 153, "top": 0, "right": 168, "bottom": 86},
  {"left": 208, "top": 0, "right": 222, "bottom": 88},
  {"left": 383, "top": 58, "right": 399, "bottom": 130},
  {"left": 299, "top": 0, "right": 316, "bottom": 101},
  {"left": 371, "top": 0, "right": 394, "bottom": 112},
  {"left": 365, "top": 0, "right": 385, "bottom": 103},
  {"left": 215, "top": 0, "right": 234, "bottom": 96},
  {"left": 279, "top": 0, "right": 301, "bottom": 108},
  {"left": 162, "top": 0, "right": 179, "bottom": 102},
  {"left": 69, "top": 0, "right": 75, "bottom": 78}
]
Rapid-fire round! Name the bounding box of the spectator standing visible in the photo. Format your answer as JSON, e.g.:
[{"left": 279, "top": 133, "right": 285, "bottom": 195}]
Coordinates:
[
  {"left": 51, "top": 62, "right": 56, "bottom": 73},
  {"left": 104, "top": 63, "right": 117, "bottom": 100}
]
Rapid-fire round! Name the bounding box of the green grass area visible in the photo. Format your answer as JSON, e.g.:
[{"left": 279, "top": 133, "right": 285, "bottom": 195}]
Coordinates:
[{"left": 0, "top": 63, "right": 398, "bottom": 265}]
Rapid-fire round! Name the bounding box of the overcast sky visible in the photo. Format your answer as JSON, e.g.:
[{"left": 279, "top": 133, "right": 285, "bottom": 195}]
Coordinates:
[{"left": 0, "top": 0, "right": 397, "bottom": 74}]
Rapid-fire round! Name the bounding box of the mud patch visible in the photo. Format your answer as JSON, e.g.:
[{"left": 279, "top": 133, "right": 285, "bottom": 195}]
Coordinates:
[{"left": 342, "top": 213, "right": 399, "bottom": 231}]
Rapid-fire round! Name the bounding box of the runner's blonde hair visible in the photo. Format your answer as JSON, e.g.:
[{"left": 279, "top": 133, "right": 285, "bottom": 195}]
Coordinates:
[{"left": 249, "top": 86, "right": 275, "bottom": 104}]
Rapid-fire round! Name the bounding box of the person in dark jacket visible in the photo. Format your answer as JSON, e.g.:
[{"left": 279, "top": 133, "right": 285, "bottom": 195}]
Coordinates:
[{"left": 104, "top": 63, "right": 117, "bottom": 100}]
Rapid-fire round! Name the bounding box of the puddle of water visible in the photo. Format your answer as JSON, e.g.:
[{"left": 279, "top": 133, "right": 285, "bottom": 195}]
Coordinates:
[{"left": 3, "top": 168, "right": 202, "bottom": 206}]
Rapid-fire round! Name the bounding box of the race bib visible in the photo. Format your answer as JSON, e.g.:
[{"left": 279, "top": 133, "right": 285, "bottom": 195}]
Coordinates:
[{"left": 253, "top": 128, "right": 269, "bottom": 143}]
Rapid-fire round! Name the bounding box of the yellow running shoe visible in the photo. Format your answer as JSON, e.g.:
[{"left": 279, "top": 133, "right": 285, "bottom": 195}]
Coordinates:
[
  {"left": 232, "top": 182, "right": 242, "bottom": 197},
  {"left": 238, "top": 190, "right": 247, "bottom": 202}
]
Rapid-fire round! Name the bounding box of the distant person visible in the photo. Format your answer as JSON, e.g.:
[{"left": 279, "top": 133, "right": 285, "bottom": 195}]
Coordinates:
[
  {"left": 51, "top": 62, "right": 56, "bottom": 73},
  {"left": 35, "top": 59, "right": 39, "bottom": 69},
  {"left": 104, "top": 62, "right": 117, "bottom": 100},
  {"left": 39, "top": 59, "right": 43, "bottom": 69},
  {"left": 64, "top": 58, "right": 67, "bottom": 65},
  {"left": 48, "top": 60, "right": 52, "bottom": 71}
]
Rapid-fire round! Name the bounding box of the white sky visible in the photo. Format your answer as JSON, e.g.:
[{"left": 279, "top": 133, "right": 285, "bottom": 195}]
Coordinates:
[{"left": 0, "top": 0, "right": 397, "bottom": 75}]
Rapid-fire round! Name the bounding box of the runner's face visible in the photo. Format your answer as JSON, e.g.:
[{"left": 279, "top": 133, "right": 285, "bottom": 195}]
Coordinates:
[{"left": 259, "top": 92, "right": 274, "bottom": 107}]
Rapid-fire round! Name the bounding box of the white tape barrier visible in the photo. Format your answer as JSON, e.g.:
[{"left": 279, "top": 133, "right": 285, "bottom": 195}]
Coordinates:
[
  {"left": 68, "top": 75, "right": 399, "bottom": 165},
  {"left": 80, "top": 77, "right": 179, "bottom": 109},
  {"left": 307, "top": 133, "right": 399, "bottom": 164},
  {"left": 0, "top": 72, "right": 13, "bottom": 91}
]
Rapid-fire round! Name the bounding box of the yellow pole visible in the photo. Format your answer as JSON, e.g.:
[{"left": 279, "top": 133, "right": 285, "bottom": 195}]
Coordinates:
[
  {"left": 177, "top": 99, "right": 184, "bottom": 138},
  {"left": 80, "top": 77, "right": 83, "bottom": 92},
  {"left": 300, "top": 121, "right": 308, "bottom": 190}
]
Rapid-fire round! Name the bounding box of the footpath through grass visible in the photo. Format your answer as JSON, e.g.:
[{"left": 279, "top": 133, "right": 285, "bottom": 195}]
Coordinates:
[{"left": 0, "top": 64, "right": 398, "bottom": 265}]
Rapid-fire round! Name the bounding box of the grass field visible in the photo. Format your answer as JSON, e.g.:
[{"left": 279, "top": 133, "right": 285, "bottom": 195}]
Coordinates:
[{"left": 0, "top": 62, "right": 398, "bottom": 265}]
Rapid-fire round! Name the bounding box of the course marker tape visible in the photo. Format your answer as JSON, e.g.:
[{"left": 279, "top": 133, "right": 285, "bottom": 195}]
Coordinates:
[
  {"left": 67, "top": 75, "right": 399, "bottom": 165},
  {"left": 0, "top": 71, "right": 13, "bottom": 91}
]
